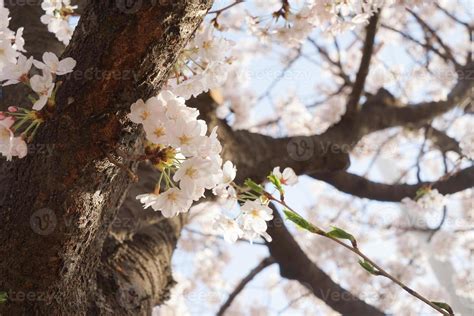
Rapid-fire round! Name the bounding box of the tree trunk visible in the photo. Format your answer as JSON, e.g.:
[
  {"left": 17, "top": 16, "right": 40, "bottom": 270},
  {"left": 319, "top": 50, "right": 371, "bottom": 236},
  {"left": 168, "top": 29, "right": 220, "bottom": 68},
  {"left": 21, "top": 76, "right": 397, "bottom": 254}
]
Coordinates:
[{"left": 0, "top": 1, "right": 212, "bottom": 314}]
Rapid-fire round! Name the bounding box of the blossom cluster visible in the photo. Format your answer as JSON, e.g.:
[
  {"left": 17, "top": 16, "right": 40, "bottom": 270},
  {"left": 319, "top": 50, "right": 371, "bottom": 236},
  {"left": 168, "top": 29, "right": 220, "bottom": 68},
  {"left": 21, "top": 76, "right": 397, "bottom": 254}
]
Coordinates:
[
  {"left": 211, "top": 166, "right": 298, "bottom": 243},
  {"left": 0, "top": 5, "right": 76, "bottom": 161},
  {"left": 40, "top": 0, "right": 76, "bottom": 45},
  {"left": 0, "top": 6, "right": 25, "bottom": 68},
  {"left": 165, "top": 26, "right": 234, "bottom": 100},
  {"left": 129, "top": 93, "right": 298, "bottom": 243},
  {"left": 245, "top": 0, "right": 383, "bottom": 48},
  {"left": 276, "top": 94, "right": 346, "bottom": 136},
  {"left": 402, "top": 188, "right": 446, "bottom": 216},
  {"left": 130, "top": 91, "right": 233, "bottom": 215}
]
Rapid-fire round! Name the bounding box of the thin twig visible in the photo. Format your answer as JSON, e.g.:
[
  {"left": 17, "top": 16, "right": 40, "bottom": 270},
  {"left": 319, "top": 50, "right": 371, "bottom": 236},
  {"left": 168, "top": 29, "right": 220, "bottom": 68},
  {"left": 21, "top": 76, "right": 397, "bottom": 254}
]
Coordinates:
[
  {"left": 216, "top": 257, "right": 275, "bottom": 316},
  {"left": 346, "top": 12, "right": 380, "bottom": 114},
  {"left": 208, "top": 0, "right": 244, "bottom": 15},
  {"left": 407, "top": 9, "right": 462, "bottom": 69},
  {"left": 267, "top": 194, "right": 453, "bottom": 316}
]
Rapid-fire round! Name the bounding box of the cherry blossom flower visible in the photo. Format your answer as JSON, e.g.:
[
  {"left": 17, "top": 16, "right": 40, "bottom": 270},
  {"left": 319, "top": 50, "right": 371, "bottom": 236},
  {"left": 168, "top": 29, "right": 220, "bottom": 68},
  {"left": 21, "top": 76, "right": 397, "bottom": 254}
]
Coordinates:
[
  {"left": 415, "top": 189, "right": 446, "bottom": 210},
  {"left": 0, "top": 117, "right": 27, "bottom": 160},
  {"left": 41, "top": 0, "right": 63, "bottom": 14},
  {"left": 272, "top": 166, "right": 298, "bottom": 186},
  {"left": 0, "top": 39, "right": 18, "bottom": 68},
  {"left": 173, "top": 157, "right": 218, "bottom": 200},
  {"left": 33, "top": 52, "right": 76, "bottom": 75},
  {"left": 167, "top": 118, "right": 206, "bottom": 157},
  {"left": 30, "top": 70, "right": 54, "bottom": 110},
  {"left": 137, "top": 188, "right": 193, "bottom": 218},
  {"left": 40, "top": 0, "right": 76, "bottom": 45},
  {"left": 240, "top": 200, "right": 274, "bottom": 242},
  {"left": 13, "top": 28, "right": 25, "bottom": 52},
  {"left": 0, "top": 54, "right": 33, "bottom": 85},
  {"left": 214, "top": 185, "right": 238, "bottom": 210},
  {"left": 164, "top": 91, "right": 199, "bottom": 121},
  {"left": 221, "top": 160, "right": 237, "bottom": 185},
  {"left": 167, "top": 26, "right": 234, "bottom": 100},
  {"left": 213, "top": 214, "right": 243, "bottom": 243},
  {"left": 0, "top": 7, "right": 11, "bottom": 30},
  {"left": 195, "top": 126, "right": 222, "bottom": 158},
  {"left": 168, "top": 74, "right": 207, "bottom": 100},
  {"left": 128, "top": 99, "right": 150, "bottom": 124},
  {"left": 128, "top": 96, "right": 167, "bottom": 124}
]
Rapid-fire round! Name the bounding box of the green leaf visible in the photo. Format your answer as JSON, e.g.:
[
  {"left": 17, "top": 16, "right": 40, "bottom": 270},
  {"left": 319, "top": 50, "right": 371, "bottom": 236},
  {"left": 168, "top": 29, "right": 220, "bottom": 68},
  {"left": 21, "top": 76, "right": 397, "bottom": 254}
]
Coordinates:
[
  {"left": 0, "top": 291, "right": 7, "bottom": 304},
  {"left": 326, "top": 226, "right": 357, "bottom": 247},
  {"left": 358, "top": 260, "right": 379, "bottom": 275},
  {"left": 267, "top": 174, "right": 283, "bottom": 192},
  {"left": 283, "top": 210, "right": 321, "bottom": 234},
  {"left": 244, "top": 178, "right": 264, "bottom": 194},
  {"left": 431, "top": 301, "right": 454, "bottom": 314}
]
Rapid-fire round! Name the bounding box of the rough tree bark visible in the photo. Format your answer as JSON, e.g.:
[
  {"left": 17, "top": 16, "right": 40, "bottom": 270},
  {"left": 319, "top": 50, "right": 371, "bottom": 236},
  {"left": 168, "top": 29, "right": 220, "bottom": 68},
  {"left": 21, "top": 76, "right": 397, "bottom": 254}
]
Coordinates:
[{"left": 0, "top": 1, "right": 213, "bottom": 314}]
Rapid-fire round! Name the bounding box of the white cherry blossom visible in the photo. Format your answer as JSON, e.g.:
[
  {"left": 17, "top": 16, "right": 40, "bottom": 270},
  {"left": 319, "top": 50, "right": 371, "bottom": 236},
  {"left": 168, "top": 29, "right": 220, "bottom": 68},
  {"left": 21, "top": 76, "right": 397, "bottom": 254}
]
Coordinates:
[
  {"left": 30, "top": 70, "right": 54, "bottom": 110},
  {"left": 0, "top": 39, "right": 18, "bottom": 68},
  {"left": 40, "top": 0, "right": 76, "bottom": 45},
  {"left": 0, "top": 54, "right": 33, "bottom": 85},
  {"left": 213, "top": 214, "right": 243, "bottom": 243},
  {"left": 240, "top": 200, "right": 274, "bottom": 242},
  {"left": 167, "top": 118, "right": 206, "bottom": 157},
  {"left": 221, "top": 161, "right": 237, "bottom": 185},
  {"left": 33, "top": 52, "right": 76, "bottom": 75},
  {"left": 137, "top": 188, "right": 193, "bottom": 218},
  {"left": 0, "top": 117, "right": 27, "bottom": 160},
  {"left": 272, "top": 166, "right": 298, "bottom": 186}
]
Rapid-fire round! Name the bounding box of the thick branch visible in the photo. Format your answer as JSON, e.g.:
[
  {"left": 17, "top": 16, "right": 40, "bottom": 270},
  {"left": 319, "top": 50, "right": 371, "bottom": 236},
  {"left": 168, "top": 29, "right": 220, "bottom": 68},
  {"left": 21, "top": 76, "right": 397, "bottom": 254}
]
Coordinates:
[
  {"left": 357, "top": 64, "right": 473, "bottom": 136},
  {"left": 311, "top": 166, "right": 474, "bottom": 202},
  {"left": 427, "top": 127, "right": 463, "bottom": 155},
  {"left": 188, "top": 94, "right": 351, "bottom": 183}
]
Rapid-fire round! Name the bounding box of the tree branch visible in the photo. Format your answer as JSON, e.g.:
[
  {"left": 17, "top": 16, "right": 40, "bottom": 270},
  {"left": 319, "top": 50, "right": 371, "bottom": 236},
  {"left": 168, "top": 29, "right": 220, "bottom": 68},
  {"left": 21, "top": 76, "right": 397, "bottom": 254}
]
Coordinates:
[
  {"left": 216, "top": 257, "right": 275, "bottom": 316},
  {"left": 188, "top": 94, "right": 351, "bottom": 183},
  {"left": 346, "top": 12, "right": 379, "bottom": 114},
  {"left": 427, "top": 126, "right": 463, "bottom": 155},
  {"left": 311, "top": 166, "right": 474, "bottom": 202},
  {"left": 407, "top": 9, "right": 462, "bottom": 69}
]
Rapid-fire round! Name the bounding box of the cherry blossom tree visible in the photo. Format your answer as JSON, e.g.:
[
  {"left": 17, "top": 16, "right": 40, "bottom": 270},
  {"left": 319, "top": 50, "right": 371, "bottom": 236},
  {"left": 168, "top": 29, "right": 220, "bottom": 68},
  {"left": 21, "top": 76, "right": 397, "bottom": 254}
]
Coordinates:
[{"left": 0, "top": 0, "right": 472, "bottom": 315}]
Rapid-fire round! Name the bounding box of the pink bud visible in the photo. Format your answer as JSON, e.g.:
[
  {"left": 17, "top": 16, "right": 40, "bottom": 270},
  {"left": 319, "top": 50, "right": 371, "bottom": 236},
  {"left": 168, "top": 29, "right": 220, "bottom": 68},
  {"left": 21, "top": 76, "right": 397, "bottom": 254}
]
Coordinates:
[
  {"left": 0, "top": 112, "right": 5, "bottom": 120},
  {"left": 8, "top": 106, "right": 18, "bottom": 113}
]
